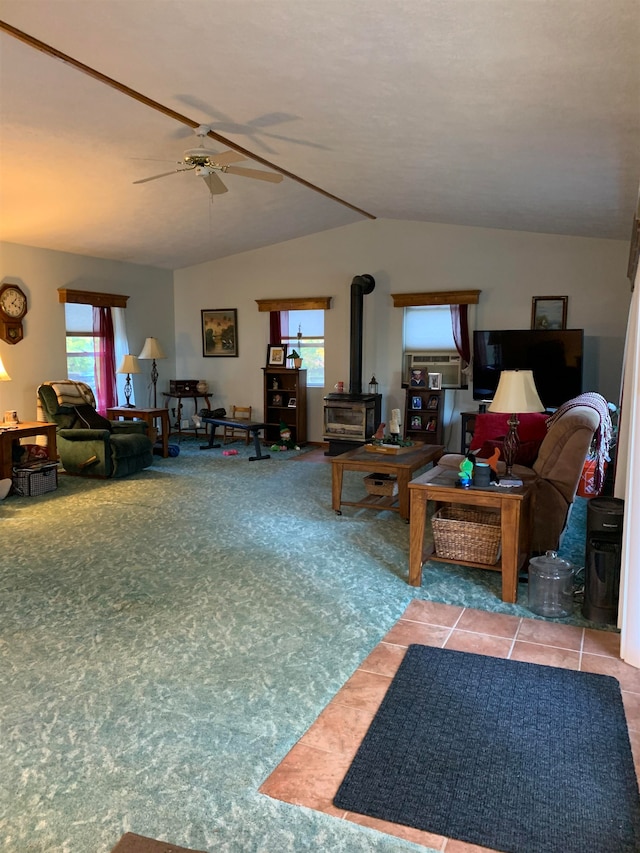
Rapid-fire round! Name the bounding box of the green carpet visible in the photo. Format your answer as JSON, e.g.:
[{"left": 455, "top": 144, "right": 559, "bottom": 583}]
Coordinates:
[{"left": 0, "top": 439, "right": 603, "bottom": 852}]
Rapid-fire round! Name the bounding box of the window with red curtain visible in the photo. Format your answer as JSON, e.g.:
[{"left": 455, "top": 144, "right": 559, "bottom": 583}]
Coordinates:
[{"left": 93, "top": 306, "right": 117, "bottom": 413}]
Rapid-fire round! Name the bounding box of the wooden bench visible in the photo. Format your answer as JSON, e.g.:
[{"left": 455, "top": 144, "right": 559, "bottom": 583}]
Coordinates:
[{"left": 199, "top": 417, "right": 270, "bottom": 461}]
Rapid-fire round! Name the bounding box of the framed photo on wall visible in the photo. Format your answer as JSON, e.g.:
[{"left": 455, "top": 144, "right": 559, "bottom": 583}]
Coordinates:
[
  {"left": 201, "top": 308, "right": 238, "bottom": 357},
  {"left": 267, "top": 344, "right": 287, "bottom": 366},
  {"left": 531, "top": 296, "right": 568, "bottom": 330}
]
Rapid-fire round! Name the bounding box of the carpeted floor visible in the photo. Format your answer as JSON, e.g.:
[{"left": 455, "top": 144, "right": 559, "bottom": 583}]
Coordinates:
[{"left": 0, "top": 438, "right": 622, "bottom": 852}]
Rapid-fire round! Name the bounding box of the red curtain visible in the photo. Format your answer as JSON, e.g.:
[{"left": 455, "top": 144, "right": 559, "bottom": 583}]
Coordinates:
[
  {"left": 93, "top": 306, "right": 117, "bottom": 413},
  {"left": 269, "top": 310, "right": 289, "bottom": 345},
  {"left": 450, "top": 304, "right": 471, "bottom": 365}
]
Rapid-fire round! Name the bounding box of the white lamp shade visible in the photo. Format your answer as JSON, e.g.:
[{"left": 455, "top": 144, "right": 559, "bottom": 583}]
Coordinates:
[
  {"left": 489, "top": 370, "right": 544, "bottom": 414},
  {"left": 138, "top": 337, "right": 166, "bottom": 360},
  {"left": 0, "top": 354, "right": 10, "bottom": 382},
  {"left": 117, "top": 354, "right": 141, "bottom": 374}
]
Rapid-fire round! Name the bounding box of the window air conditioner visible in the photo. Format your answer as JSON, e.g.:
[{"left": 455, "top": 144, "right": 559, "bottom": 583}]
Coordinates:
[{"left": 403, "top": 351, "right": 464, "bottom": 389}]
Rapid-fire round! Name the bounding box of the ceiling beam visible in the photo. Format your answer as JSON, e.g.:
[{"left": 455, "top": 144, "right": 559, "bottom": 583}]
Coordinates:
[{"left": 0, "top": 20, "right": 376, "bottom": 222}]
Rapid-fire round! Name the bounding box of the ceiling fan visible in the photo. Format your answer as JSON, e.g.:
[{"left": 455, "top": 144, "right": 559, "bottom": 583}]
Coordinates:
[{"left": 133, "top": 125, "right": 284, "bottom": 195}]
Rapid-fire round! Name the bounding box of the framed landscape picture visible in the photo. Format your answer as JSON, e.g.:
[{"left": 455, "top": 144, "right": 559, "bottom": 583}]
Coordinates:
[
  {"left": 531, "top": 296, "right": 568, "bottom": 330},
  {"left": 201, "top": 309, "right": 238, "bottom": 357}
]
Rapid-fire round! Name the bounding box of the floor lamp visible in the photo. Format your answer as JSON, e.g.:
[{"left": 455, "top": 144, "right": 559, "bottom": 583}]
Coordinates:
[
  {"left": 116, "top": 354, "right": 141, "bottom": 408},
  {"left": 138, "top": 337, "right": 166, "bottom": 408},
  {"left": 488, "top": 369, "right": 545, "bottom": 478}
]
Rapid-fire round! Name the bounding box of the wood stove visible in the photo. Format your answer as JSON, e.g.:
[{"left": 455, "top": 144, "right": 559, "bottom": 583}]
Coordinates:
[
  {"left": 323, "top": 392, "right": 382, "bottom": 455},
  {"left": 323, "top": 274, "right": 382, "bottom": 456}
]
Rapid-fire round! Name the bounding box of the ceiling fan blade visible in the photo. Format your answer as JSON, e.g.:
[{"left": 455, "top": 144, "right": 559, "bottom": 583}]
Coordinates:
[
  {"left": 203, "top": 172, "right": 228, "bottom": 195},
  {"left": 210, "top": 150, "right": 247, "bottom": 167},
  {"left": 133, "top": 167, "right": 192, "bottom": 184},
  {"left": 224, "top": 165, "right": 284, "bottom": 183}
]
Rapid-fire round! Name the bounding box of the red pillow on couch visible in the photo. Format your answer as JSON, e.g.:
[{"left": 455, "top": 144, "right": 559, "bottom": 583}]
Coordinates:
[{"left": 470, "top": 412, "right": 549, "bottom": 467}]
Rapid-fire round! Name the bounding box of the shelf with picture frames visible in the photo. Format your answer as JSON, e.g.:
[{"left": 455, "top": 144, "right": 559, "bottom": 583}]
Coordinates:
[
  {"left": 263, "top": 367, "right": 307, "bottom": 446},
  {"left": 404, "top": 387, "right": 444, "bottom": 446}
]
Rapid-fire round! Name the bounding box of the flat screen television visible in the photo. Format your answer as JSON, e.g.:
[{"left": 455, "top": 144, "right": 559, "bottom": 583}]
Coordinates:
[{"left": 473, "top": 329, "right": 584, "bottom": 408}]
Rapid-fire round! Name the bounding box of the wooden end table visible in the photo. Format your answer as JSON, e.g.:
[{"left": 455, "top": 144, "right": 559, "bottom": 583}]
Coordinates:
[
  {"left": 331, "top": 443, "right": 444, "bottom": 521},
  {"left": 0, "top": 421, "right": 57, "bottom": 480},
  {"left": 408, "top": 465, "right": 533, "bottom": 602},
  {"left": 107, "top": 407, "right": 170, "bottom": 458}
]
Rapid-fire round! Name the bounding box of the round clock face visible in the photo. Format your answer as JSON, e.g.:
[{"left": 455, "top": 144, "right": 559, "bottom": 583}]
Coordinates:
[{"left": 0, "top": 287, "right": 26, "bottom": 318}]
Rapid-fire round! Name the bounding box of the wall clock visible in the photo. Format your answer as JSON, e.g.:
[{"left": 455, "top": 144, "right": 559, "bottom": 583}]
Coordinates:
[{"left": 0, "top": 284, "right": 28, "bottom": 344}]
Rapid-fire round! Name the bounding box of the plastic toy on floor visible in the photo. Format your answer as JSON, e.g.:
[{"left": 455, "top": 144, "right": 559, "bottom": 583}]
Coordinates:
[{"left": 271, "top": 422, "right": 299, "bottom": 452}]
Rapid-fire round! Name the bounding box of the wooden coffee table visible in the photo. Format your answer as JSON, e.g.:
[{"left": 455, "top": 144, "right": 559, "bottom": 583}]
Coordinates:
[
  {"left": 331, "top": 443, "right": 444, "bottom": 521},
  {"left": 408, "top": 465, "right": 533, "bottom": 601}
]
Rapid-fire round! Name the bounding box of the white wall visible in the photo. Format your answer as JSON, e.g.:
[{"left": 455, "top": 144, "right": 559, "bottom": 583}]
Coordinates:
[
  {"left": 174, "top": 218, "right": 631, "bottom": 447},
  {"left": 0, "top": 242, "right": 174, "bottom": 421}
]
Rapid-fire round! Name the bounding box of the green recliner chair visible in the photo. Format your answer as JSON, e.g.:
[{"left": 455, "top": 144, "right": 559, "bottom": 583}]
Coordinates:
[{"left": 37, "top": 381, "right": 154, "bottom": 478}]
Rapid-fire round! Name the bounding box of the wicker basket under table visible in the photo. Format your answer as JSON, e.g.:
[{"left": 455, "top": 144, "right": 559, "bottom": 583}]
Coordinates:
[{"left": 431, "top": 504, "right": 502, "bottom": 565}]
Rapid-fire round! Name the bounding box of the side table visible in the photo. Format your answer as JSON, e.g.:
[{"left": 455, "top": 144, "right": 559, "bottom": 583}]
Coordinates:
[
  {"left": 408, "top": 465, "right": 533, "bottom": 602},
  {"left": 107, "top": 407, "right": 170, "bottom": 458},
  {"left": 0, "top": 421, "right": 58, "bottom": 480},
  {"left": 162, "top": 392, "right": 212, "bottom": 439}
]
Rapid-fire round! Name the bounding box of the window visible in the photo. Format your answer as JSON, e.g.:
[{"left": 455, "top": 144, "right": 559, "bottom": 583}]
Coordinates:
[
  {"left": 65, "top": 303, "right": 98, "bottom": 392},
  {"left": 403, "top": 305, "right": 457, "bottom": 351},
  {"left": 281, "top": 309, "right": 324, "bottom": 387}
]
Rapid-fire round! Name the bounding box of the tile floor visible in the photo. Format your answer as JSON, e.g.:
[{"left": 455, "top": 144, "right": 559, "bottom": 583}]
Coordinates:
[{"left": 260, "top": 600, "right": 639, "bottom": 853}]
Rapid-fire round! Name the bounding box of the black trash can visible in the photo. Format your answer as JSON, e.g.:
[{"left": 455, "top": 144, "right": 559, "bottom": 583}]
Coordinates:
[{"left": 582, "top": 497, "right": 624, "bottom": 624}]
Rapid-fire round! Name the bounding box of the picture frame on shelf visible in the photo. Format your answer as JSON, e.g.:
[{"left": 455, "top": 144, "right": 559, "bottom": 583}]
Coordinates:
[
  {"left": 531, "top": 296, "right": 568, "bottom": 330},
  {"left": 427, "top": 394, "right": 439, "bottom": 410},
  {"left": 267, "top": 344, "right": 287, "bottom": 366},
  {"left": 410, "top": 368, "right": 426, "bottom": 387},
  {"left": 428, "top": 372, "right": 442, "bottom": 390},
  {"left": 411, "top": 415, "right": 422, "bottom": 429},
  {"left": 272, "top": 393, "right": 283, "bottom": 407},
  {"left": 201, "top": 308, "right": 238, "bottom": 357},
  {"left": 288, "top": 397, "right": 297, "bottom": 408},
  {"left": 411, "top": 396, "right": 422, "bottom": 410},
  {"left": 426, "top": 416, "right": 437, "bottom": 432}
]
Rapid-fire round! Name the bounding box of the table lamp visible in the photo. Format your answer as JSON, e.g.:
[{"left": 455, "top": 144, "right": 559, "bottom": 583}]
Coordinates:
[
  {"left": 0, "top": 354, "right": 11, "bottom": 426},
  {"left": 117, "top": 354, "right": 141, "bottom": 408},
  {"left": 488, "top": 369, "right": 544, "bottom": 477},
  {"left": 138, "top": 337, "right": 165, "bottom": 407}
]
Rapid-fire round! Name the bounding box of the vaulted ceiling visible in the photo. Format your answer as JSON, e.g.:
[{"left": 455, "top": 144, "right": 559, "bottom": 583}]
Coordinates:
[{"left": 1, "top": 0, "right": 638, "bottom": 270}]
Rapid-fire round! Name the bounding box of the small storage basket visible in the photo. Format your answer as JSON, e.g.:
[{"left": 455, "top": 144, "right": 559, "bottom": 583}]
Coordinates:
[
  {"left": 12, "top": 461, "right": 58, "bottom": 497},
  {"left": 431, "top": 505, "right": 501, "bottom": 564},
  {"left": 363, "top": 473, "right": 398, "bottom": 497}
]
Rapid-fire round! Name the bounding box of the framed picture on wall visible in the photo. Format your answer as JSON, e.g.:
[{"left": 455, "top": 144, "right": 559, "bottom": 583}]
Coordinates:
[
  {"left": 531, "top": 296, "right": 568, "bottom": 330},
  {"left": 267, "top": 344, "right": 287, "bottom": 366},
  {"left": 201, "top": 308, "right": 238, "bottom": 357}
]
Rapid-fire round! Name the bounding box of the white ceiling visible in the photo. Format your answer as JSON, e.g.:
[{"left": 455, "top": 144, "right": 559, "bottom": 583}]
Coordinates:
[{"left": 1, "top": 0, "right": 638, "bottom": 270}]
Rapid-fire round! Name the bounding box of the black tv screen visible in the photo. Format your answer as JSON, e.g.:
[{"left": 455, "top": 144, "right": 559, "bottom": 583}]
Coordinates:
[{"left": 473, "top": 329, "right": 584, "bottom": 408}]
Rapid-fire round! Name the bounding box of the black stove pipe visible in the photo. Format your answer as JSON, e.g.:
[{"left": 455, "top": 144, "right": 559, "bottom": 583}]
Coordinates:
[{"left": 349, "top": 274, "right": 375, "bottom": 395}]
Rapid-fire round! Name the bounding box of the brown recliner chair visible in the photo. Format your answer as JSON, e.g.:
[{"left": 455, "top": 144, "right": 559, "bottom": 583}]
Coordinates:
[{"left": 437, "top": 400, "right": 602, "bottom": 554}]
